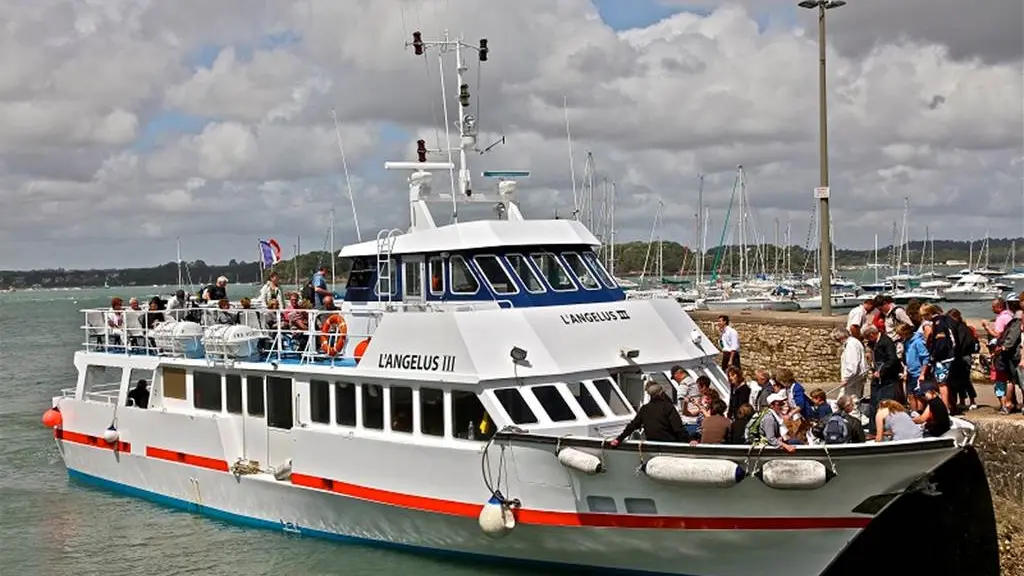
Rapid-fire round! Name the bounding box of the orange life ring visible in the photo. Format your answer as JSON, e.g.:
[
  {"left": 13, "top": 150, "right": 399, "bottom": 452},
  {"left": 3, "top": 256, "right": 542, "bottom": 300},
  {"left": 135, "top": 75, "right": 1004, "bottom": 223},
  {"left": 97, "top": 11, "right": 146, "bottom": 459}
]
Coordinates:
[
  {"left": 319, "top": 314, "right": 347, "bottom": 356},
  {"left": 353, "top": 338, "right": 371, "bottom": 363}
]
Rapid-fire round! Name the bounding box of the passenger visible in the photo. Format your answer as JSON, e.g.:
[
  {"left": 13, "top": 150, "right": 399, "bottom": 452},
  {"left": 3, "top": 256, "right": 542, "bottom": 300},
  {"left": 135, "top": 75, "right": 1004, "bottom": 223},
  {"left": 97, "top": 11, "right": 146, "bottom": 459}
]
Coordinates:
[
  {"left": 898, "top": 323, "right": 930, "bottom": 402},
  {"left": 677, "top": 373, "right": 706, "bottom": 439},
  {"left": 668, "top": 364, "right": 695, "bottom": 405},
  {"left": 201, "top": 276, "right": 229, "bottom": 302},
  {"left": 775, "top": 368, "right": 811, "bottom": 420},
  {"left": 947, "top": 308, "right": 980, "bottom": 412},
  {"left": 609, "top": 380, "right": 688, "bottom": 446},
  {"left": 126, "top": 379, "right": 149, "bottom": 409},
  {"left": 213, "top": 299, "right": 237, "bottom": 325},
  {"left": 749, "top": 369, "right": 774, "bottom": 411},
  {"left": 727, "top": 403, "right": 755, "bottom": 444},
  {"left": 311, "top": 266, "right": 331, "bottom": 308},
  {"left": 747, "top": 392, "right": 796, "bottom": 453},
  {"left": 258, "top": 271, "right": 283, "bottom": 306},
  {"left": 106, "top": 297, "right": 124, "bottom": 329},
  {"left": 806, "top": 388, "right": 833, "bottom": 422},
  {"left": 694, "top": 399, "right": 730, "bottom": 444},
  {"left": 846, "top": 296, "right": 877, "bottom": 340},
  {"left": 913, "top": 382, "right": 951, "bottom": 437},
  {"left": 725, "top": 366, "right": 750, "bottom": 420},
  {"left": 875, "top": 399, "right": 923, "bottom": 442},
  {"left": 863, "top": 325, "right": 901, "bottom": 435},
  {"left": 831, "top": 326, "right": 867, "bottom": 401},
  {"left": 814, "top": 394, "right": 865, "bottom": 444}
]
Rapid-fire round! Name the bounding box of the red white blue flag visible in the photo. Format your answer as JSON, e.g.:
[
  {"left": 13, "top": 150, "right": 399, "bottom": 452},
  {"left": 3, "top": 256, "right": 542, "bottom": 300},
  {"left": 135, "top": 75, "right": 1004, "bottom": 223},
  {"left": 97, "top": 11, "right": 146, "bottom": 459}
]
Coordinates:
[{"left": 259, "top": 238, "right": 282, "bottom": 268}]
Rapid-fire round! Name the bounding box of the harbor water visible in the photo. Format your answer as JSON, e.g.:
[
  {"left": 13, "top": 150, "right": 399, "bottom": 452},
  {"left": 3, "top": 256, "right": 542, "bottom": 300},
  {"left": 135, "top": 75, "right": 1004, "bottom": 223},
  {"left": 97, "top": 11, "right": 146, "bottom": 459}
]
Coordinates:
[{"left": 0, "top": 286, "right": 1004, "bottom": 575}]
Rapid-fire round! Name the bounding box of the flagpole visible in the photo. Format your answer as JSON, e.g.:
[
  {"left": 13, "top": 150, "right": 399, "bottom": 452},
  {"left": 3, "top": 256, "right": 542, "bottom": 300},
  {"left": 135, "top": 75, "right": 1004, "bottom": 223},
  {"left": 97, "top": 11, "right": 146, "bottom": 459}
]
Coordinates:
[{"left": 257, "top": 240, "right": 265, "bottom": 286}]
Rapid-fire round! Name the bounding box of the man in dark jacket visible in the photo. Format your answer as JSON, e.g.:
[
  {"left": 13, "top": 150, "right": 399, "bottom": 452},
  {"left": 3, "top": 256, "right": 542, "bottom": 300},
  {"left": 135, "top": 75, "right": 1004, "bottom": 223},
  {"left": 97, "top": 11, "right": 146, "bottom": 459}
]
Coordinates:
[
  {"left": 610, "top": 380, "right": 688, "bottom": 446},
  {"left": 864, "top": 325, "right": 900, "bottom": 436}
]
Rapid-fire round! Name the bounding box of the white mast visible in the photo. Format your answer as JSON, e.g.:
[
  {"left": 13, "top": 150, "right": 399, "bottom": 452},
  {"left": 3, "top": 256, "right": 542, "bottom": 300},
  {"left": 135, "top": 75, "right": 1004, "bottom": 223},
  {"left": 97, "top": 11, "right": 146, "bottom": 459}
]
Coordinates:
[
  {"left": 176, "top": 237, "right": 183, "bottom": 289},
  {"left": 330, "top": 208, "right": 336, "bottom": 293},
  {"left": 608, "top": 181, "right": 616, "bottom": 278},
  {"left": 696, "top": 174, "right": 704, "bottom": 285},
  {"left": 564, "top": 96, "right": 577, "bottom": 218}
]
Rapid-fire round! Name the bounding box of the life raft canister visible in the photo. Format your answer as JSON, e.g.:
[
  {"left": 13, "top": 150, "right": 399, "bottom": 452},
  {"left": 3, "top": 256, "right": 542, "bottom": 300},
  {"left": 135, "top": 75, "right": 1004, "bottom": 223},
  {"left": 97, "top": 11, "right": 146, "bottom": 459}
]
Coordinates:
[
  {"left": 353, "top": 337, "right": 371, "bottom": 363},
  {"left": 319, "top": 314, "right": 347, "bottom": 356}
]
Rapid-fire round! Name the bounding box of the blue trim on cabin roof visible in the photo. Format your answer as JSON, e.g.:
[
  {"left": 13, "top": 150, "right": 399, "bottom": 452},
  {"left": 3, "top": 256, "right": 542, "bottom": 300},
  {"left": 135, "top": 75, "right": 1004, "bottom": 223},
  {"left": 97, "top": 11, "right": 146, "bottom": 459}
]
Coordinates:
[
  {"left": 66, "top": 469, "right": 683, "bottom": 576},
  {"left": 341, "top": 247, "right": 625, "bottom": 307}
]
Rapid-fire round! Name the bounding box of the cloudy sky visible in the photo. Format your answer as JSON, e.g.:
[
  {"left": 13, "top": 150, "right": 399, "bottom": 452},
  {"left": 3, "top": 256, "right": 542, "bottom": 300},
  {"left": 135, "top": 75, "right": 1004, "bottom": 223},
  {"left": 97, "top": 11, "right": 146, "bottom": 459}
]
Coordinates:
[{"left": 1, "top": 0, "right": 1021, "bottom": 270}]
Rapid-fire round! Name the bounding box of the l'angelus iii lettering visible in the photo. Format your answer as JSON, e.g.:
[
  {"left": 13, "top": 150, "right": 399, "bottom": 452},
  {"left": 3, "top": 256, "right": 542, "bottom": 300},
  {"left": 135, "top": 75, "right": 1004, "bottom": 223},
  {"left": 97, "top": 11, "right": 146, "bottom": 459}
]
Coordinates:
[
  {"left": 377, "top": 353, "right": 456, "bottom": 372},
  {"left": 560, "top": 309, "right": 631, "bottom": 325}
]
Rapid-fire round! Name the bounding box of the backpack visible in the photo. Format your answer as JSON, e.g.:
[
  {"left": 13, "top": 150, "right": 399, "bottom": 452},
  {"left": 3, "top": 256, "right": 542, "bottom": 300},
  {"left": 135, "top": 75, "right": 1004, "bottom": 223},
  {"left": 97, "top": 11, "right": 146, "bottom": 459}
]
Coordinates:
[
  {"left": 745, "top": 408, "right": 772, "bottom": 445},
  {"left": 928, "top": 316, "right": 956, "bottom": 362},
  {"left": 822, "top": 413, "right": 851, "bottom": 444},
  {"left": 301, "top": 281, "right": 316, "bottom": 303}
]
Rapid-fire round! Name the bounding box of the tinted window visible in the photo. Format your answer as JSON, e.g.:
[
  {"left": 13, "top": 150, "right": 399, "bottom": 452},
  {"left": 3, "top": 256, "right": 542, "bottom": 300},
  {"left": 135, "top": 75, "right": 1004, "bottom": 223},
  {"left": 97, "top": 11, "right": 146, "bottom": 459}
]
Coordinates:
[
  {"left": 493, "top": 388, "right": 539, "bottom": 424},
  {"left": 531, "top": 253, "right": 575, "bottom": 291},
  {"left": 452, "top": 390, "right": 493, "bottom": 440},
  {"left": 390, "top": 386, "right": 413, "bottom": 433},
  {"left": 310, "top": 379, "right": 331, "bottom": 424},
  {"left": 420, "top": 388, "right": 445, "bottom": 436},
  {"left": 225, "top": 374, "right": 243, "bottom": 414},
  {"left": 335, "top": 382, "right": 356, "bottom": 426},
  {"left": 450, "top": 256, "right": 479, "bottom": 294},
  {"left": 474, "top": 255, "right": 517, "bottom": 295},
  {"left": 193, "top": 371, "right": 222, "bottom": 411},
  {"left": 592, "top": 378, "right": 632, "bottom": 416},
  {"left": 583, "top": 251, "right": 617, "bottom": 288},
  {"left": 162, "top": 367, "right": 186, "bottom": 400},
  {"left": 376, "top": 258, "right": 396, "bottom": 296},
  {"left": 562, "top": 252, "right": 600, "bottom": 289},
  {"left": 266, "top": 376, "right": 293, "bottom": 429},
  {"left": 429, "top": 257, "right": 444, "bottom": 294},
  {"left": 362, "top": 384, "right": 384, "bottom": 430},
  {"left": 246, "top": 376, "right": 265, "bottom": 416},
  {"left": 505, "top": 254, "right": 544, "bottom": 293},
  {"left": 532, "top": 385, "right": 576, "bottom": 421},
  {"left": 567, "top": 381, "right": 605, "bottom": 418},
  {"left": 404, "top": 260, "right": 423, "bottom": 298}
]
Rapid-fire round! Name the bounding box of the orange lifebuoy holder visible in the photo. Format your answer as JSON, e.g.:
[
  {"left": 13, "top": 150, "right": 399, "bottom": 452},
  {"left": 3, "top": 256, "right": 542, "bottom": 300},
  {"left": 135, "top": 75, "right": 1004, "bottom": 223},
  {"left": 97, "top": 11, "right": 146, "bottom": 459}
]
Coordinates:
[
  {"left": 319, "top": 314, "right": 348, "bottom": 356},
  {"left": 353, "top": 338, "right": 371, "bottom": 363}
]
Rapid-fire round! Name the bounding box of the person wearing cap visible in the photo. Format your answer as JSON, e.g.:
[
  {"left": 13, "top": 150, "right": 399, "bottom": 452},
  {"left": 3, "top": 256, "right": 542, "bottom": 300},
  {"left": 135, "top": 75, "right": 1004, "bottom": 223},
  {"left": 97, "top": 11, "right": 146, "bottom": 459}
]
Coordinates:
[
  {"left": 912, "top": 381, "right": 951, "bottom": 437},
  {"left": 751, "top": 392, "right": 796, "bottom": 453},
  {"left": 201, "top": 276, "right": 229, "bottom": 302},
  {"left": 609, "top": 379, "right": 689, "bottom": 446}
]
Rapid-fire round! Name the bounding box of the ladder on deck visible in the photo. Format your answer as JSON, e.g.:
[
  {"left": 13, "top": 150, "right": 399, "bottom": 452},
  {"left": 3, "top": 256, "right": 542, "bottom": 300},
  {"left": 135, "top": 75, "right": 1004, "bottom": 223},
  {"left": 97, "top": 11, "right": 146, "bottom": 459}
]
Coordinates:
[{"left": 375, "top": 228, "right": 402, "bottom": 302}]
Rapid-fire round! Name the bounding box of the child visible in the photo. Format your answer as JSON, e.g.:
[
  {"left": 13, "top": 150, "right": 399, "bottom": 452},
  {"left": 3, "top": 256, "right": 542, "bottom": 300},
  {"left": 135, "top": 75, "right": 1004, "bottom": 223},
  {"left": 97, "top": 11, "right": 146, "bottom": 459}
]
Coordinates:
[
  {"left": 807, "top": 388, "right": 833, "bottom": 422},
  {"left": 728, "top": 403, "right": 755, "bottom": 444}
]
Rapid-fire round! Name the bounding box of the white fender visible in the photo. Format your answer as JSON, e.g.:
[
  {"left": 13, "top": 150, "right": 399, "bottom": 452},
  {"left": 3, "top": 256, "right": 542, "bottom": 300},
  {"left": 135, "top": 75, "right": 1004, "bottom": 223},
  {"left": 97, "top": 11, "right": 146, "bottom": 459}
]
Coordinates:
[
  {"left": 557, "top": 448, "right": 603, "bottom": 475},
  {"left": 642, "top": 456, "right": 745, "bottom": 488},
  {"left": 478, "top": 496, "right": 516, "bottom": 537},
  {"left": 758, "top": 460, "right": 831, "bottom": 490},
  {"left": 272, "top": 458, "right": 293, "bottom": 481},
  {"left": 102, "top": 426, "right": 119, "bottom": 444}
]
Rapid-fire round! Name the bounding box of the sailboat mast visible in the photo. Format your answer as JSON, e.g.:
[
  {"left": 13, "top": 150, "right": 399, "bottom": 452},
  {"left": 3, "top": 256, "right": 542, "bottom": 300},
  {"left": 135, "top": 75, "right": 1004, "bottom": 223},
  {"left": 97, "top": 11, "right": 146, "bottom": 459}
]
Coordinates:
[
  {"left": 330, "top": 208, "right": 336, "bottom": 293},
  {"left": 697, "top": 174, "right": 704, "bottom": 285},
  {"left": 176, "top": 237, "right": 183, "bottom": 289}
]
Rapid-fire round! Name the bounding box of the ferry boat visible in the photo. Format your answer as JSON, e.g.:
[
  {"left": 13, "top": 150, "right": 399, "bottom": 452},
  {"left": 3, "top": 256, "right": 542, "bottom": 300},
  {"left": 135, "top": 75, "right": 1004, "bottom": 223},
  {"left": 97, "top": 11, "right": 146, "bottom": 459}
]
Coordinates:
[{"left": 45, "top": 32, "right": 979, "bottom": 576}]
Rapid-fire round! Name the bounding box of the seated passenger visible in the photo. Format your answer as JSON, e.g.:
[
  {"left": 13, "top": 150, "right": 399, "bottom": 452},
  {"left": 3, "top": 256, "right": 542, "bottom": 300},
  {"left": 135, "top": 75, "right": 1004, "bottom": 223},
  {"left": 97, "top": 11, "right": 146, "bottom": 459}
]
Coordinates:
[
  {"left": 807, "top": 388, "right": 833, "bottom": 423},
  {"left": 213, "top": 299, "right": 237, "bottom": 325},
  {"left": 201, "top": 276, "right": 229, "bottom": 303},
  {"left": 727, "top": 403, "right": 755, "bottom": 444},
  {"left": 106, "top": 297, "right": 125, "bottom": 345},
  {"left": 747, "top": 392, "right": 796, "bottom": 453},
  {"left": 912, "top": 382, "right": 951, "bottom": 437},
  {"left": 610, "top": 380, "right": 688, "bottom": 446},
  {"left": 126, "top": 379, "right": 149, "bottom": 409},
  {"left": 695, "top": 399, "right": 730, "bottom": 444},
  {"left": 875, "top": 399, "right": 924, "bottom": 442},
  {"left": 813, "top": 394, "right": 865, "bottom": 444}
]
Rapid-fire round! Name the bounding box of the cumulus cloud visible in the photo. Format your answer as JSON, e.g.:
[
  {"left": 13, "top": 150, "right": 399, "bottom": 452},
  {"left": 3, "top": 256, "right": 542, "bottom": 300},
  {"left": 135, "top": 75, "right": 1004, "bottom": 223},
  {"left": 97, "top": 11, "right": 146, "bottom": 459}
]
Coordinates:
[{"left": 0, "top": 0, "right": 1020, "bottom": 269}]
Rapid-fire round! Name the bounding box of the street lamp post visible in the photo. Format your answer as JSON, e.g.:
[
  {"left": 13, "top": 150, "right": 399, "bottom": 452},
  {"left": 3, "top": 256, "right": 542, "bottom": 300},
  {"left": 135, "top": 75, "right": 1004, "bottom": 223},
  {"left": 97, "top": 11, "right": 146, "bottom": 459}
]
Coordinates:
[{"left": 798, "top": 0, "right": 845, "bottom": 316}]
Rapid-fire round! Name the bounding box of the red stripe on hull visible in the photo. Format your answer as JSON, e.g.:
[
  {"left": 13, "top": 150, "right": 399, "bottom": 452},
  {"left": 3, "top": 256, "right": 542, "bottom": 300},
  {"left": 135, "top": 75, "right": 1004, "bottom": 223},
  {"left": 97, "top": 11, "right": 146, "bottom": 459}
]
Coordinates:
[
  {"left": 54, "top": 428, "right": 131, "bottom": 452},
  {"left": 291, "top": 472, "right": 870, "bottom": 531},
  {"left": 145, "top": 446, "right": 230, "bottom": 472}
]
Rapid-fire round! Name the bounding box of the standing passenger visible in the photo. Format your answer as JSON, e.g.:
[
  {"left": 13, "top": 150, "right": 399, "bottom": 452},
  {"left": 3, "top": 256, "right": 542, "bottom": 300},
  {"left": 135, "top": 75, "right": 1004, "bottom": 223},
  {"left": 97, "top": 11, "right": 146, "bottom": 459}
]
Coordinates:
[{"left": 609, "top": 380, "right": 688, "bottom": 446}]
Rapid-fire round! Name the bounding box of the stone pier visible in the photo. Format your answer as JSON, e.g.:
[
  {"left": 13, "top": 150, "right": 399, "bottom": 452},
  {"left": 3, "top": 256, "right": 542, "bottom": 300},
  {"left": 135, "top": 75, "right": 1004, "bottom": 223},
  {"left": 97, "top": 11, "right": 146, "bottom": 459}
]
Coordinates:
[{"left": 689, "top": 309, "right": 1023, "bottom": 574}]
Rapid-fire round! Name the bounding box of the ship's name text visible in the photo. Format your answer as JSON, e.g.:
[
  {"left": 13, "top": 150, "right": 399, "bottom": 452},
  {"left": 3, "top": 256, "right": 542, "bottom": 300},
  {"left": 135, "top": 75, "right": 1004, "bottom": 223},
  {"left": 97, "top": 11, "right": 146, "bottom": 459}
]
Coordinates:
[
  {"left": 377, "top": 353, "right": 456, "bottom": 372},
  {"left": 560, "top": 309, "right": 631, "bottom": 325}
]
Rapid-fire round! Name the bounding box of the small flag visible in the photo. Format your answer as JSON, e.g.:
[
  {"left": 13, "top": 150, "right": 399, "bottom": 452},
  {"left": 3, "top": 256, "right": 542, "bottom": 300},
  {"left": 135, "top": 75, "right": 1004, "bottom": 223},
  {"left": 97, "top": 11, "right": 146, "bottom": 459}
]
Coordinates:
[{"left": 259, "top": 238, "right": 282, "bottom": 268}]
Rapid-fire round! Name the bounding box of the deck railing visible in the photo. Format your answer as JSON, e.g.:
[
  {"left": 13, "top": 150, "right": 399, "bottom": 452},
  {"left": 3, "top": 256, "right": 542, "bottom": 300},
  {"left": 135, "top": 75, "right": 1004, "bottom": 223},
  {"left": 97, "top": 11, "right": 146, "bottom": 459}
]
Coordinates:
[{"left": 81, "top": 305, "right": 380, "bottom": 367}]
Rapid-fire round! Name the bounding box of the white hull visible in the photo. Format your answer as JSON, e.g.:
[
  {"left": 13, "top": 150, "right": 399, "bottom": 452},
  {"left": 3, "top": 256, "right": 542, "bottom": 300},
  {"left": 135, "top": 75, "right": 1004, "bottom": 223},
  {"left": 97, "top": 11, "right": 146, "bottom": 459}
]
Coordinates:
[
  {"left": 704, "top": 299, "right": 801, "bottom": 312},
  {"left": 796, "top": 295, "right": 860, "bottom": 311},
  {"left": 943, "top": 290, "right": 1000, "bottom": 302},
  {"left": 54, "top": 396, "right": 968, "bottom": 576}
]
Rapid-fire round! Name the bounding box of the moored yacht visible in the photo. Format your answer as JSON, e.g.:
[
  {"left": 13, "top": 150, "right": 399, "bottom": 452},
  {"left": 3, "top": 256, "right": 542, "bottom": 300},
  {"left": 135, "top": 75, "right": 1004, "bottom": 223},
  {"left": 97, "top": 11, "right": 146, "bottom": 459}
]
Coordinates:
[
  {"left": 944, "top": 273, "right": 1004, "bottom": 302},
  {"left": 44, "top": 30, "right": 978, "bottom": 576}
]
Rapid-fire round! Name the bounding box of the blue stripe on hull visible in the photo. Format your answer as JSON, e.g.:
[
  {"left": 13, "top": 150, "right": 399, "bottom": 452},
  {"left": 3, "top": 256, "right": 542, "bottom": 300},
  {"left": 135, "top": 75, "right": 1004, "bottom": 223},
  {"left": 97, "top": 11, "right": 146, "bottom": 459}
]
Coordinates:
[{"left": 66, "top": 469, "right": 686, "bottom": 576}]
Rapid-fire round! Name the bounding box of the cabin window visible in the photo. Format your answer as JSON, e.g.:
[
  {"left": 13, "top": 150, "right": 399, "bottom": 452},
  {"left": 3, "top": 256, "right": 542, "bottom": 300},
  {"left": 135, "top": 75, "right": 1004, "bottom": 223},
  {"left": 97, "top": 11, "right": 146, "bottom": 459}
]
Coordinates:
[
  {"left": 347, "top": 258, "right": 375, "bottom": 290},
  {"left": 567, "top": 381, "right": 606, "bottom": 418},
  {"left": 390, "top": 386, "right": 414, "bottom": 433},
  {"left": 266, "top": 376, "right": 293, "bottom": 430},
  {"left": 452, "top": 390, "right": 494, "bottom": 440},
  {"left": 246, "top": 375, "right": 265, "bottom": 416},
  {"left": 591, "top": 378, "right": 632, "bottom": 416},
  {"left": 562, "top": 252, "right": 600, "bottom": 290},
  {"left": 404, "top": 259, "right": 423, "bottom": 298},
  {"left": 162, "top": 367, "right": 186, "bottom": 400},
  {"left": 225, "top": 374, "right": 243, "bottom": 414},
  {"left": 310, "top": 379, "right": 331, "bottom": 424},
  {"left": 376, "top": 258, "right": 397, "bottom": 296},
  {"left": 474, "top": 255, "right": 518, "bottom": 295},
  {"left": 193, "top": 371, "right": 223, "bottom": 411},
  {"left": 362, "top": 384, "right": 384, "bottom": 430},
  {"left": 84, "top": 365, "right": 123, "bottom": 400},
  {"left": 531, "top": 252, "right": 576, "bottom": 291},
  {"left": 429, "top": 257, "right": 445, "bottom": 295},
  {"left": 493, "top": 388, "right": 539, "bottom": 424},
  {"left": 582, "top": 251, "right": 617, "bottom": 289},
  {"left": 531, "top": 385, "right": 576, "bottom": 422},
  {"left": 449, "top": 255, "right": 480, "bottom": 294},
  {"left": 505, "top": 253, "right": 545, "bottom": 293},
  {"left": 419, "top": 387, "right": 445, "bottom": 436},
  {"left": 335, "top": 381, "right": 357, "bottom": 426}
]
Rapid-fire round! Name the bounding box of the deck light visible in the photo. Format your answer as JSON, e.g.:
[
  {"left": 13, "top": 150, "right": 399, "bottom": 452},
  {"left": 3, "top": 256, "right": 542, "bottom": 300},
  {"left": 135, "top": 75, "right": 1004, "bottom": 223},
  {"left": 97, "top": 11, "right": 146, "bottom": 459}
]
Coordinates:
[
  {"left": 416, "top": 139, "right": 427, "bottom": 162},
  {"left": 510, "top": 347, "right": 528, "bottom": 363},
  {"left": 479, "top": 38, "right": 488, "bottom": 61},
  {"left": 619, "top": 348, "right": 639, "bottom": 360},
  {"left": 412, "top": 31, "right": 423, "bottom": 55},
  {"left": 459, "top": 84, "right": 470, "bottom": 107}
]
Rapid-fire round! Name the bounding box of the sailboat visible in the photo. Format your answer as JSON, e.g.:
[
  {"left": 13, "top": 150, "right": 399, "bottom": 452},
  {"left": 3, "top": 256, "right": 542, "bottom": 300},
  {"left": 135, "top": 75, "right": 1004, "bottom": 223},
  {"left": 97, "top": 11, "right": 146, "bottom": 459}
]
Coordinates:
[{"left": 1001, "top": 241, "right": 1024, "bottom": 281}]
